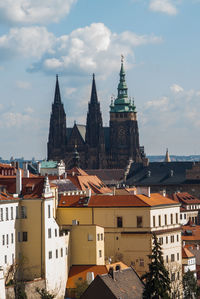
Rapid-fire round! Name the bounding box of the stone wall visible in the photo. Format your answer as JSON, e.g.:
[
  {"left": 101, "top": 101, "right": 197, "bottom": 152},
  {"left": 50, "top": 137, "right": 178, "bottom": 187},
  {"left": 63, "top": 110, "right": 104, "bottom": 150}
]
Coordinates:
[{"left": 6, "top": 279, "right": 45, "bottom": 299}]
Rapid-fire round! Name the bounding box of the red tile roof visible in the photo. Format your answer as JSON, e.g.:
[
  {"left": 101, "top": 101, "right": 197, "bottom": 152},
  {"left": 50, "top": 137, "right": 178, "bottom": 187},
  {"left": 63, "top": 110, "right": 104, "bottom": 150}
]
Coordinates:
[
  {"left": 59, "top": 193, "right": 178, "bottom": 208},
  {"left": 182, "top": 247, "right": 195, "bottom": 258},
  {"left": 170, "top": 192, "right": 200, "bottom": 205},
  {"left": 67, "top": 262, "right": 129, "bottom": 288},
  {"left": 66, "top": 167, "right": 112, "bottom": 194}
]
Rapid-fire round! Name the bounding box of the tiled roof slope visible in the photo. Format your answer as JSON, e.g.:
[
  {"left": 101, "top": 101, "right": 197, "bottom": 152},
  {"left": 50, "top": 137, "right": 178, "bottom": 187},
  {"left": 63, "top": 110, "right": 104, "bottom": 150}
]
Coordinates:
[
  {"left": 67, "top": 167, "right": 112, "bottom": 194},
  {"left": 86, "top": 169, "right": 124, "bottom": 185},
  {"left": 182, "top": 247, "right": 195, "bottom": 259},
  {"left": 80, "top": 267, "right": 144, "bottom": 299},
  {"left": 170, "top": 192, "right": 200, "bottom": 204},
  {"left": 0, "top": 177, "right": 46, "bottom": 198},
  {"left": 126, "top": 162, "right": 194, "bottom": 186},
  {"left": 59, "top": 193, "right": 178, "bottom": 208},
  {"left": 67, "top": 262, "right": 129, "bottom": 289}
]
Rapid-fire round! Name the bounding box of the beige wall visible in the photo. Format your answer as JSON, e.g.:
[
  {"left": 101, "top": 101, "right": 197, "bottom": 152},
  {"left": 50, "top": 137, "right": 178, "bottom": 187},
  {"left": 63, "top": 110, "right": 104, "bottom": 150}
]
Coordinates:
[
  {"left": 69, "top": 225, "right": 104, "bottom": 265},
  {"left": 18, "top": 199, "right": 42, "bottom": 280},
  {"left": 57, "top": 203, "right": 182, "bottom": 277}
]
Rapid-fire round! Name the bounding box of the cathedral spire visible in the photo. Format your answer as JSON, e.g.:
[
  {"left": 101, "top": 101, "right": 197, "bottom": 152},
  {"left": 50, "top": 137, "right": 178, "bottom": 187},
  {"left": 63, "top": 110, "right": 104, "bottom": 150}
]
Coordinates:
[
  {"left": 90, "top": 73, "right": 98, "bottom": 103},
  {"left": 54, "top": 74, "right": 62, "bottom": 104}
]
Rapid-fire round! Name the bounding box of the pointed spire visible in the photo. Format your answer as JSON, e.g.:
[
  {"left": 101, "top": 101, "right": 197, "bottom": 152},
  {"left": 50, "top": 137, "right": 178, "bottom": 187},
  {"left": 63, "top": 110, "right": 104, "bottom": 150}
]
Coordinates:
[
  {"left": 54, "top": 74, "right": 62, "bottom": 104},
  {"left": 118, "top": 55, "right": 128, "bottom": 99},
  {"left": 165, "top": 148, "right": 171, "bottom": 162},
  {"left": 90, "top": 73, "right": 98, "bottom": 103}
]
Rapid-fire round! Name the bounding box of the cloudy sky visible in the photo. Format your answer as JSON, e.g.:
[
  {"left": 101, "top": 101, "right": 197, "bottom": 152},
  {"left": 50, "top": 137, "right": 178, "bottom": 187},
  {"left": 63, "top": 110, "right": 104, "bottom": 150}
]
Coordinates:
[{"left": 0, "top": 0, "right": 200, "bottom": 159}]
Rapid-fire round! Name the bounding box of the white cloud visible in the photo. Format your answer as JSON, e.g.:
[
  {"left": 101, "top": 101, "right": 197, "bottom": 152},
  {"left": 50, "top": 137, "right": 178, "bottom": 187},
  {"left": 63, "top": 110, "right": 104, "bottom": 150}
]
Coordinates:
[
  {"left": 24, "top": 107, "right": 34, "bottom": 113},
  {"left": 16, "top": 80, "right": 31, "bottom": 89},
  {"left": 0, "top": 0, "right": 76, "bottom": 25},
  {"left": 149, "top": 0, "right": 177, "bottom": 15},
  {"left": 0, "top": 112, "right": 34, "bottom": 128},
  {"left": 0, "top": 27, "right": 55, "bottom": 59},
  {"left": 29, "top": 23, "right": 162, "bottom": 76},
  {"left": 65, "top": 87, "right": 77, "bottom": 96},
  {"left": 170, "top": 83, "right": 184, "bottom": 93}
]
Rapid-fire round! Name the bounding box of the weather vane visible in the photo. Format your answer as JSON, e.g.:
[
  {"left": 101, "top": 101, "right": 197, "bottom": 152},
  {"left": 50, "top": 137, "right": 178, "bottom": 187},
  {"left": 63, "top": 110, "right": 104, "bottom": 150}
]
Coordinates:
[{"left": 121, "top": 54, "right": 124, "bottom": 63}]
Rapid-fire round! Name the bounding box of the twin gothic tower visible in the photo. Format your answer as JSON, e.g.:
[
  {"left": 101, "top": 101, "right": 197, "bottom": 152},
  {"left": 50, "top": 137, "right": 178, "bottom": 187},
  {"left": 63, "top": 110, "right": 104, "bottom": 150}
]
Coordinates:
[{"left": 47, "top": 59, "right": 147, "bottom": 169}]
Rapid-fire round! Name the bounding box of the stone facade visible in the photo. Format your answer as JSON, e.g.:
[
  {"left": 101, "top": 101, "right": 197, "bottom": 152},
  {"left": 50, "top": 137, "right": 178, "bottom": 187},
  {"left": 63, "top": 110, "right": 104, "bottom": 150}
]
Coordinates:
[{"left": 47, "top": 61, "right": 147, "bottom": 169}]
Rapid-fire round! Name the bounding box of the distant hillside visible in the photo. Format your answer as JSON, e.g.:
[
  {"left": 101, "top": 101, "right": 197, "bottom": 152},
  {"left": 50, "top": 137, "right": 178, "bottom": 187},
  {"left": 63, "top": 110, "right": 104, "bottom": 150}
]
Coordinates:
[{"left": 148, "top": 155, "right": 200, "bottom": 162}]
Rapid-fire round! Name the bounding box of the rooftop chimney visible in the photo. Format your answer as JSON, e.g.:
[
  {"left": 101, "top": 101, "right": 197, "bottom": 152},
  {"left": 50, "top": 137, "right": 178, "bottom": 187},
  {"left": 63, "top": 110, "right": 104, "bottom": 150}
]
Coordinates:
[
  {"left": 137, "top": 186, "right": 151, "bottom": 198},
  {"left": 16, "top": 169, "right": 22, "bottom": 195},
  {"left": 108, "top": 267, "right": 114, "bottom": 280}
]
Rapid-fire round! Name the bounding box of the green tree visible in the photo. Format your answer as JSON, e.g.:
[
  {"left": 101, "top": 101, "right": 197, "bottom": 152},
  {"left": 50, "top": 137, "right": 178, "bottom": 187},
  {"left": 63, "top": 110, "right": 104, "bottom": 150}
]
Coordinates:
[
  {"left": 183, "top": 270, "right": 200, "bottom": 299},
  {"left": 35, "top": 287, "right": 55, "bottom": 299},
  {"left": 142, "top": 234, "right": 171, "bottom": 299},
  {"left": 74, "top": 279, "right": 89, "bottom": 299}
]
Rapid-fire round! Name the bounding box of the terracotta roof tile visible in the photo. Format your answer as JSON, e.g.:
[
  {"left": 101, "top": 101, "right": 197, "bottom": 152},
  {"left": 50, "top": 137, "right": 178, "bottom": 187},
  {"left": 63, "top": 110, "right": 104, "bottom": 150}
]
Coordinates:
[
  {"left": 67, "top": 262, "right": 129, "bottom": 289},
  {"left": 182, "top": 247, "right": 195, "bottom": 258},
  {"left": 59, "top": 193, "right": 178, "bottom": 208}
]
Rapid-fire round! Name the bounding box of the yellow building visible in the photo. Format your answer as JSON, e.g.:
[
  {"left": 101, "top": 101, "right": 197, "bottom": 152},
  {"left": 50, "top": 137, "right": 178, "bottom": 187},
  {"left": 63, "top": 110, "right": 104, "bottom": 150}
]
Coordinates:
[
  {"left": 65, "top": 224, "right": 104, "bottom": 266},
  {"left": 57, "top": 191, "right": 182, "bottom": 280}
]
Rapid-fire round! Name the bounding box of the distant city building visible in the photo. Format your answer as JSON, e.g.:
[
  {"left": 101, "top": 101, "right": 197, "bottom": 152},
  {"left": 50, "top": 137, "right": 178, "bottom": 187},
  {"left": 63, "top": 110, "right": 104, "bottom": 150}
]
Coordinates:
[{"left": 47, "top": 58, "right": 147, "bottom": 169}]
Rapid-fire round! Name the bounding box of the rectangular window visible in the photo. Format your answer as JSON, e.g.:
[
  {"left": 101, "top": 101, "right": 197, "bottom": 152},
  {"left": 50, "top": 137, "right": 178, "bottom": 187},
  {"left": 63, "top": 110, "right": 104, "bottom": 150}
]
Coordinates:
[
  {"left": 184, "top": 214, "right": 186, "bottom": 219},
  {"left": 159, "top": 237, "right": 163, "bottom": 245},
  {"left": 66, "top": 247, "right": 68, "bottom": 255},
  {"left": 12, "top": 254, "right": 14, "bottom": 264},
  {"left": 153, "top": 216, "right": 156, "bottom": 227},
  {"left": 11, "top": 207, "right": 13, "bottom": 220},
  {"left": 48, "top": 205, "right": 51, "bottom": 218},
  {"left": 166, "top": 236, "right": 168, "bottom": 244},
  {"left": 180, "top": 214, "right": 182, "bottom": 220},
  {"left": 21, "top": 206, "right": 27, "bottom": 219},
  {"left": 177, "top": 234, "right": 179, "bottom": 242},
  {"left": 49, "top": 251, "right": 52, "bottom": 259},
  {"left": 0, "top": 208, "right": 3, "bottom": 221},
  {"left": 48, "top": 228, "right": 51, "bottom": 239},
  {"left": 61, "top": 248, "right": 63, "bottom": 257},
  {"left": 56, "top": 249, "right": 58, "bottom": 259},
  {"left": 158, "top": 215, "right": 161, "bottom": 226},
  {"left": 137, "top": 216, "right": 143, "bottom": 228},
  {"left": 22, "top": 232, "right": 28, "bottom": 242},
  {"left": 176, "top": 213, "right": 178, "bottom": 224},
  {"left": 171, "top": 273, "right": 175, "bottom": 281},
  {"left": 4, "top": 255, "right": 7, "bottom": 264},
  {"left": 166, "top": 255, "right": 168, "bottom": 263},
  {"left": 139, "top": 259, "right": 144, "bottom": 267},
  {"left": 99, "top": 250, "right": 102, "bottom": 258},
  {"left": 88, "top": 234, "right": 93, "bottom": 241},
  {"left": 101, "top": 233, "right": 103, "bottom": 241},
  {"left": 117, "top": 217, "right": 123, "bottom": 228},
  {"left": 97, "top": 233, "right": 100, "bottom": 241},
  {"left": 6, "top": 234, "right": 9, "bottom": 245},
  {"left": 2, "top": 235, "right": 5, "bottom": 245},
  {"left": 18, "top": 232, "right": 21, "bottom": 242},
  {"left": 11, "top": 233, "right": 14, "bottom": 244},
  {"left": 16, "top": 207, "right": 19, "bottom": 219},
  {"left": 171, "top": 254, "right": 175, "bottom": 262},
  {"left": 165, "top": 214, "right": 167, "bottom": 225},
  {"left": 177, "top": 253, "right": 179, "bottom": 261},
  {"left": 171, "top": 235, "right": 174, "bottom": 243},
  {"left": 171, "top": 214, "right": 173, "bottom": 224},
  {"left": 6, "top": 207, "right": 8, "bottom": 220},
  {"left": 55, "top": 229, "right": 57, "bottom": 237}
]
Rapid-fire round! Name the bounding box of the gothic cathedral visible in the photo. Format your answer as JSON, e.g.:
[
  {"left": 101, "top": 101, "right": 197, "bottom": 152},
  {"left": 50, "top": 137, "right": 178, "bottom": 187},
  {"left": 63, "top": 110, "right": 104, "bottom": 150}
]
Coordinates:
[{"left": 47, "top": 58, "right": 147, "bottom": 169}]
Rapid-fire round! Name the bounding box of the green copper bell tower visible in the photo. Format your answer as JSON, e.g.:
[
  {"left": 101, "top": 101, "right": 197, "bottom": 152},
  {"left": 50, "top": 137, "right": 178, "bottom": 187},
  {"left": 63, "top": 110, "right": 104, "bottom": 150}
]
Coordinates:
[{"left": 109, "top": 56, "right": 143, "bottom": 168}]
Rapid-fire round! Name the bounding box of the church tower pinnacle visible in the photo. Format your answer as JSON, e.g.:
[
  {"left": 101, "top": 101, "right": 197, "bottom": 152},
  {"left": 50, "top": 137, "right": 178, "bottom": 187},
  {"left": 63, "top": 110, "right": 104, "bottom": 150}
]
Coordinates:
[
  {"left": 85, "top": 74, "right": 105, "bottom": 168},
  {"left": 109, "top": 56, "right": 143, "bottom": 168},
  {"left": 47, "top": 75, "right": 67, "bottom": 160}
]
